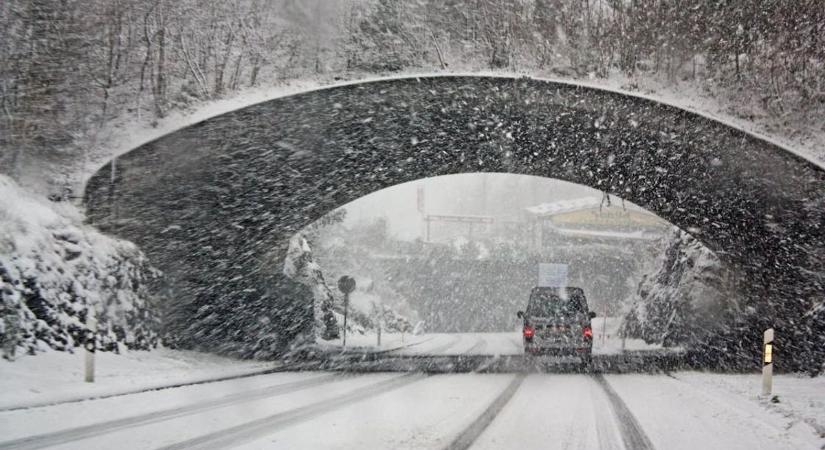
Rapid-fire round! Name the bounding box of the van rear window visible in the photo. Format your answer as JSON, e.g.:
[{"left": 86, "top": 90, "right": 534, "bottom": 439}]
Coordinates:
[{"left": 528, "top": 291, "right": 586, "bottom": 317}]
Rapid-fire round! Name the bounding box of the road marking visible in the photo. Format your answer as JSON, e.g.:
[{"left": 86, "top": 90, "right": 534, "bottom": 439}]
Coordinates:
[
  {"left": 444, "top": 373, "right": 526, "bottom": 450},
  {"left": 0, "top": 373, "right": 343, "bottom": 450},
  {"left": 157, "top": 373, "right": 427, "bottom": 450},
  {"left": 592, "top": 373, "right": 655, "bottom": 450}
]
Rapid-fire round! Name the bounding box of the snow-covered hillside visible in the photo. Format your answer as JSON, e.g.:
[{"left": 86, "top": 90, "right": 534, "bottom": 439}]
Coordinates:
[{"left": 0, "top": 175, "right": 160, "bottom": 359}]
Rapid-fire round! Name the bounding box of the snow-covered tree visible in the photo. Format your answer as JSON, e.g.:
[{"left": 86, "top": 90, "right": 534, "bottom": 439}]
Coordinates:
[
  {"left": 283, "top": 233, "right": 339, "bottom": 342},
  {"left": 0, "top": 175, "right": 161, "bottom": 359}
]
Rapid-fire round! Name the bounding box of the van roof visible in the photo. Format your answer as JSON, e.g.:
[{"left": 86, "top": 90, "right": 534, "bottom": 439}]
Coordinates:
[{"left": 531, "top": 286, "right": 585, "bottom": 295}]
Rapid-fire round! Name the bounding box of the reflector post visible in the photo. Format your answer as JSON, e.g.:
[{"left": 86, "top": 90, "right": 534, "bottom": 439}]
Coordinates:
[{"left": 762, "top": 328, "right": 774, "bottom": 397}]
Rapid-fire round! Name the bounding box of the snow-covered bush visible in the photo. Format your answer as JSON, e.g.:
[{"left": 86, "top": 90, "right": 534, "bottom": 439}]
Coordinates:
[
  {"left": 0, "top": 176, "right": 160, "bottom": 359},
  {"left": 283, "top": 233, "right": 412, "bottom": 342},
  {"left": 622, "top": 227, "right": 741, "bottom": 347},
  {"left": 283, "top": 233, "right": 339, "bottom": 341}
]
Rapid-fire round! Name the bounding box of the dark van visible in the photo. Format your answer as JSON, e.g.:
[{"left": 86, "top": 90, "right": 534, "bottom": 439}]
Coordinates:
[{"left": 517, "top": 286, "right": 596, "bottom": 365}]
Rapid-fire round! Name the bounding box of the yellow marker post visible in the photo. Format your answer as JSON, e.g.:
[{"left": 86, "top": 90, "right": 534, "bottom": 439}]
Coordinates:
[
  {"left": 84, "top": 311, "right": 97, "bottom": 383},
  {"left": 762, "top": 328, "right": 774, "bottom": 396}
]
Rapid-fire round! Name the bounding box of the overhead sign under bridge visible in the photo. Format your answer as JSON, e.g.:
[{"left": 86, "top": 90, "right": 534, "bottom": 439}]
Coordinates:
[
  {"left": 524, "top": 197, "right": 669, "bottom": 248},
  {"left": 551, "top": 207, "right": 664, "bottom": 229}
]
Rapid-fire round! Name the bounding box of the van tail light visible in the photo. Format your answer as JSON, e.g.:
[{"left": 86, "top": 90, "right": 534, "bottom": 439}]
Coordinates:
[
  {"left": 583, "top": 326, "right": 593, "bottom": 339},
  {"left": 523, "top": 325, "right": 535, "bottom": 339}
]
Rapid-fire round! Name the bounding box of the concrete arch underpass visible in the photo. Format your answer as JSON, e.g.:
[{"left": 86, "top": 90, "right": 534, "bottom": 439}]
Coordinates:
[{"left": 84, "top": 76, "right": 825, "bottom": 369}]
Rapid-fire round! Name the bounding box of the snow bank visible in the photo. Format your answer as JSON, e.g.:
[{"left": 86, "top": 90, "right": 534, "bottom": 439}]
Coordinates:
[
  {"left": 674, "top": 371, "right": 825, "bottom": 443},
  {"left": 0, "top": 347, "right": 273, "bottom": 410},
  {"left": 606, "top": 373, "right": 825, "bottom": 449},
  {"left": 0, "top": 175, "right": 160, "bottom": 359}
]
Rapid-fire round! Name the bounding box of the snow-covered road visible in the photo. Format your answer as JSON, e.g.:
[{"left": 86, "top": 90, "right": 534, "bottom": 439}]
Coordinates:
[
  {"left": 356, "top": 319, "right": 663, "bottom": 357},
  {"left": 1, "top": 333, "right": 820, "bottom": 449},
  {"left": 1, "top": 369, "right": 821, "bottom": 450}
]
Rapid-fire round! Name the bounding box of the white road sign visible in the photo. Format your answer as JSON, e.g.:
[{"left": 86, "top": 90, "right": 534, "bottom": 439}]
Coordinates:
[{"left": 538, "top": 263, "right": 568, "bottom": 287}]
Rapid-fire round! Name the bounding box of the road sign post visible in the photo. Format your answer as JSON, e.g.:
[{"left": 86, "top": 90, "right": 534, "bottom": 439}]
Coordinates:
[
  {"left": 84, "top": 311, "right": 97, "bottom": 383},
  {"left": 343, "top": 293, "right": 349, "bottom": 350},
  {"left": 337, "top": 276, "right": 356, "bottom": 352},
  {"left": 762, "top": 328, "right": 774, "bottom": 396}
]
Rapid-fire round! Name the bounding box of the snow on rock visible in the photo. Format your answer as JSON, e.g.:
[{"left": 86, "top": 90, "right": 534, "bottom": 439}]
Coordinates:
[
  {"left": 0, "top": 175, "right": 160, "bottom": 359},
  {"left": 622, "top": 226, "right": 741, "bottom": 347}
]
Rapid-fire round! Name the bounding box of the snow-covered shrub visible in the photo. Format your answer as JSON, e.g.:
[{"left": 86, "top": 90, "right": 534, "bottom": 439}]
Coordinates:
[
  {"left": 283, "top": 233, "right": 339, "bottom": 341},
  {"left": 0, "top": 175, "right": 160, "bottom": 359},
  {"left": 283, "top": 233, "right": 412, "bottom": 342},
  {"left": 622, "top": 227, "right": 741, "bottom": 347}
]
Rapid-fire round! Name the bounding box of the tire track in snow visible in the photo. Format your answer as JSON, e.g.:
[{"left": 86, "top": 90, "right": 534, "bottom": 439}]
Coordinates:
[
  {"left": 587, "top": 378, "right": 625, "bottom": 450},
  {"left": 592, "top": 374, "right": 655, "bottom": 450},
  {"left": 157, "top": 373, "right": 428, "bottom": 450},
  {"left": 443, "top": 373, "right": 526, "bottom": 450},
  {"left": 0, "top": 373, "right": 344, "bottom": 450}
]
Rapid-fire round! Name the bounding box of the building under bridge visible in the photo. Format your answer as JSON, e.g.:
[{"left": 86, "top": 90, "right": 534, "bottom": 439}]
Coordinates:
[
  {"left": 523, "top": 196, "right": 671, "bottom": 314},
  {"left": 524, "top": 196, "right": 669, "bottom": 250}
]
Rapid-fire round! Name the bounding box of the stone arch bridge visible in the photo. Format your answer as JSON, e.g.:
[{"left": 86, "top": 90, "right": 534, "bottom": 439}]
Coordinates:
[{"left": 85, "top": 76, "right": 825, "bottom": 369}]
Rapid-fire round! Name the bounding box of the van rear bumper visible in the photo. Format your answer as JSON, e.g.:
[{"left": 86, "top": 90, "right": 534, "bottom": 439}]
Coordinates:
[{"left": 525, "top": 347, "right": 590, "bottom": 355}]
